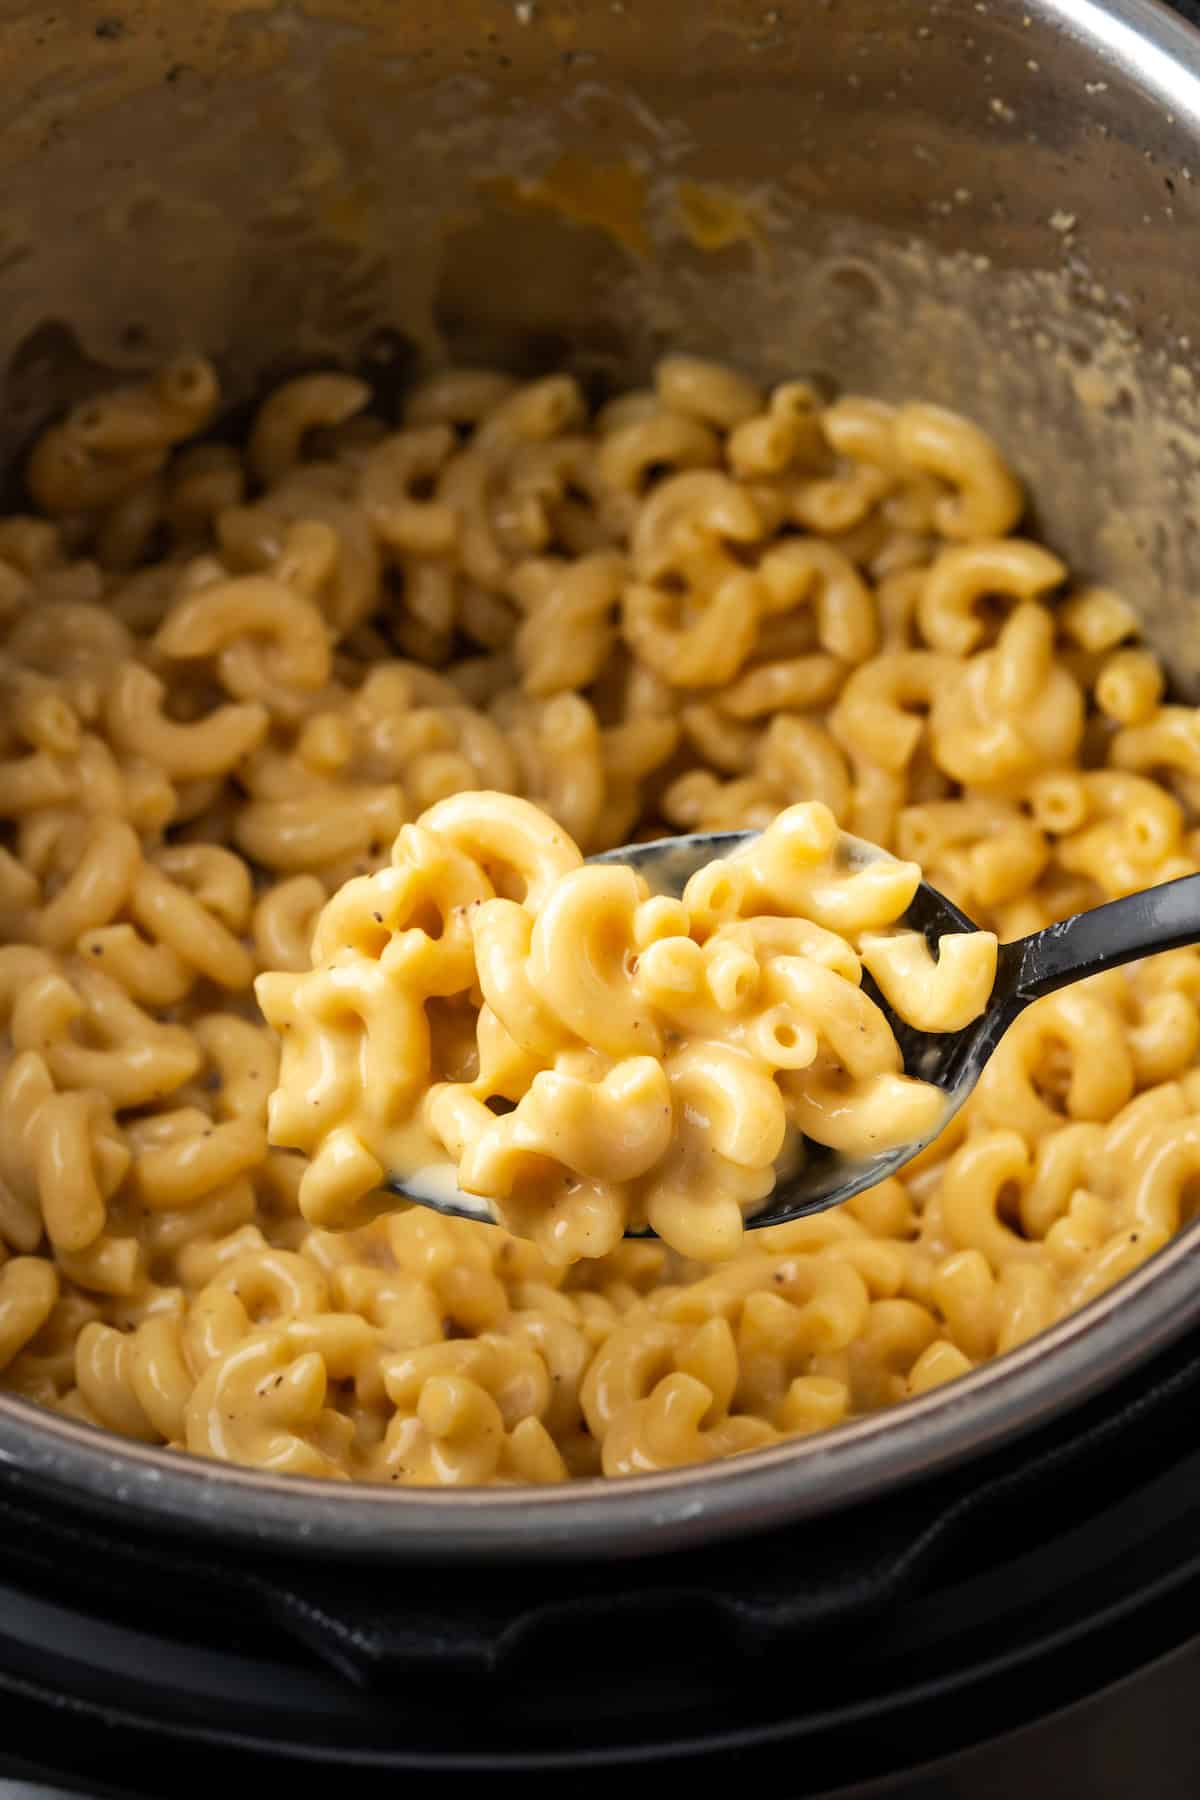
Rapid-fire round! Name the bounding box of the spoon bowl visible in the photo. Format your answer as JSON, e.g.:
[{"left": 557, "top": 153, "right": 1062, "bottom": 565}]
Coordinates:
[{"left": 387, "top": 828, "right": 1200, "bottom": 1233}]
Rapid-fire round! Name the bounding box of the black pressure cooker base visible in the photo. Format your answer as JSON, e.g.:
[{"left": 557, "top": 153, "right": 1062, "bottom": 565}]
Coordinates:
[{"left": 2, "top": 1319, "right": 1200, "bottom": 1796}]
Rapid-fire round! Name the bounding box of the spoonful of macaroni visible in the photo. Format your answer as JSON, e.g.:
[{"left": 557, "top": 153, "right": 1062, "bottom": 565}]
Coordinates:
[{"left": 256, "top": 793, "right": 1200, "bottom": 1263}]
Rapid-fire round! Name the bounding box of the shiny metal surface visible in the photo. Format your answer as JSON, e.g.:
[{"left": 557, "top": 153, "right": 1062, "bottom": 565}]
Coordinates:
[{"left": 3, "top": 0, "right": 1200, "bottom": 1558}]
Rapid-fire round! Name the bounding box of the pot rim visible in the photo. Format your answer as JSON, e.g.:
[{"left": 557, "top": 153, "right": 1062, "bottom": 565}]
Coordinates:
[
  {"left": 3, "top": 1213, "right": 1199, "bottom": 1564},
  {"left": 4, "top": 0, "right": 1200, "bottom": 1563}
]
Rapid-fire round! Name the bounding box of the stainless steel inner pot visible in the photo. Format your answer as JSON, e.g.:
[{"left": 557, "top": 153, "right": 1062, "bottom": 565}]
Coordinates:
[{"left": 2, "top": 0, "right": 1200, "bottom": 1562}]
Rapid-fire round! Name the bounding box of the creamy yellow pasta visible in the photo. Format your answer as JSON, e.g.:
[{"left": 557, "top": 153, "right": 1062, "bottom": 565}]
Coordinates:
[
  {"left": 0, "top": 351, "right": 1196, "bottom": 1484},
  {"left": 258, "top": 794, "right": 995, "bottom": 1261}
]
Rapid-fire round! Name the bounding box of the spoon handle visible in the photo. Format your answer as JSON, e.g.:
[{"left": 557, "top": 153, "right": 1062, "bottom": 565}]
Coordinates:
[{"left": 1003, "top": 871, "right": 1200, "bottom": 1003}]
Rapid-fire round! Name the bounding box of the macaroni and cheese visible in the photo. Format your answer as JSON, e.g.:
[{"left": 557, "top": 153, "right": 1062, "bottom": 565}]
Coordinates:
[
  {"left": 0, "top": 351, "right": 1194, "bottom": 1484},
  {"left": 257, "top": 795, "right": 996, "bottom": 1261}
]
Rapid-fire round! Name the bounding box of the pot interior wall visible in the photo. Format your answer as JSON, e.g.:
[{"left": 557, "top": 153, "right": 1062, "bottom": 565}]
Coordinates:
[
  {"left": 2, "top": 1, "right": 1200, "bottom": 680},
  {"left": 1, "top": 1, "right": 1200, "bottom": 677}
]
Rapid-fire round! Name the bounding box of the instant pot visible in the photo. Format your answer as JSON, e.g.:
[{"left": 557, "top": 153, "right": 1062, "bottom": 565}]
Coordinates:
[{"left": 4, "top": 0, "right": 1200, "bottom": 1791}]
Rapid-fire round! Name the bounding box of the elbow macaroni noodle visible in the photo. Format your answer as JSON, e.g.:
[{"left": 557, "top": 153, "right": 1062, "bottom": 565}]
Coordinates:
[
  {"left": 0, "top": 350, "right": 1196, "bottom": 1484},
  {"left": 257, "top": 794, "right": 994, "bottom": 1262}
]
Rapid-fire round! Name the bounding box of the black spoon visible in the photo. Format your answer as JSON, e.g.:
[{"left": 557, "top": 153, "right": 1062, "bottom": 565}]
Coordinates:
[{"left": 388, "top": 829, "right": 1200, "bottom": 1232}]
